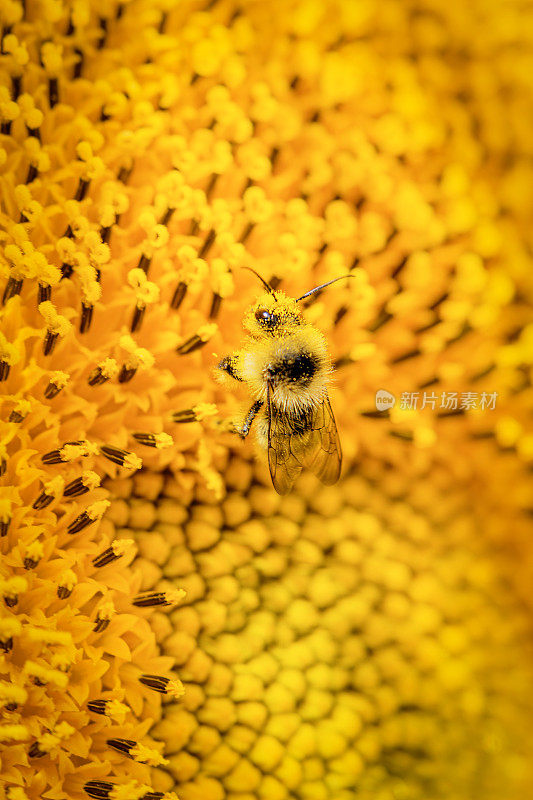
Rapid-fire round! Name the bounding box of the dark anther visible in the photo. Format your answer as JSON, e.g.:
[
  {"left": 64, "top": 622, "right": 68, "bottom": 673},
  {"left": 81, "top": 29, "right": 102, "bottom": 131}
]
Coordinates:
[
  {"left": 49, "top": 77, "right": 59, "bottom": 108},
  {"left": 12, "top": 75, "right": 22, "bottom": 100},
  {"left": 176, "top": 334, "right": 206, "bottom": 355},
  {"left": 60, "top": 264, "right": 73, "bottom": 281},
  {"left": 389, "top": 430, "right": 414, "bottom": 441},
  {"left": 391, "top": 348, "right": 421, "bottom": 365},
  {"left": 67, "top": 511, "right": 93, "bottom": 535},
  {"left": 334, "top": 306, "right": 348, "bottom": 326},
  {"left": 38, "top": 285, "right": 51, "bottom": 304},
  {"left": 228, "top": 6, "right": 242, "bottom": 24},
  {"left": 160, "top": 207, "right": 174, "bottom": 226},
  {"left": 172, "top": 409, "right": 196, "bottom": 423},
  {"left": 97, "top": 17, "right": 108, "bottom": 50},
  {"left": 415, "top": 319, "right": 439, "bottom": 335},
  {"left": 3, "top": 277, "right": 23, "bottom": 305},
  {"left": 118, "top": 365, "right": 136, "bottom": 383},
  {"left": 209, "top": 293, "right": 222, "bottom": 319},
  {"left": 133, "top": 592, "right": 170, "bottom": 607},
  {"left": 171, "top": 282, "right": 187, "bottom": 309},
  {"left": 391, "top": 254, "right": 409, "bottom": 279},
  {"left": 100, "top": 445, "right": 130, "bottom": 466},
  {"left": 83, "top": 782, "right": 114, "bottom": 799},
  {"left": 41, "top": 449, "right": 61, "bottom": 465},
  {"left": 75, "top": 179, "right": 90, "bottom": 202},
  {"left": 25, "top": 164, "right": 38, "bottom": 183},
  {"left": 87, "top": 699, "right": 107, "bottom": 715},
  {"left": 158, "top": 11, "right": 167, "bottom": 33},
  {"left": 430, "top": 291, "right": 449, "bottom": 310},
  {"left": 360, "top": 408, "right": 391, "bottom": 419},
  {"left": 437, "top": 408, "right": 465, "bottom": 419},
  {"left": 32, "top": 492, "right": 53, "bottom": 510},
  {"left": 137, "top": 254, "right": 151, "bottom": 274},
  {"left": 80, "top": 303, "right": 93, "bottom": 333},
  {"left": 106, "top": 738, "right": 135, "bottom": 756},
  {"left": 64, "top": 477, "right": 94, "bottom": 497},
  {"left": 41, "top": 439, "right": 85, "bottom": 465},
  {"left": 43, "top": 331, "right": 59, "bottom": 356},
  {"left": 44, "top": 381, "right": 63, "bottom": 400},
  {"left": 117, "top": 165, "right": 131, "bottom": 183},
  {"left": 205, "top": 172, "right": 218, "bottom": 198},
  {"left": 139, "top": 674, "right": 170, "bottom": 693},
  {"left": 333, "top": 356, "right": 351, "bottom": 370},
  {"left": 132, "top": 433, "right": 157, "bottom": 447},
  {"left": 28, "top": 742, "right": 46, "bottom": 758},
  {"left": 418, "top": 377, "right": 439, "bottom": 389},
  {"left": 73, "top": 49, "right": 84, "bottom": 78},
  {"left": 239, "top": 222, "right": 254, "bottom": 244},
  {"left": 88, "top": 367, "right": 109, "bottom": 386},
  {"left": 198, "top": 229, "right": 216, "bottom": 259},
  {"left": 367, "top": 308, "right": 393, "bottom": 332},
  {"left": 130, "top": 306, "right": 144, "bottom": 333},
  {"left": 92, "top": 547, "right": 116, "bottom": 568}
]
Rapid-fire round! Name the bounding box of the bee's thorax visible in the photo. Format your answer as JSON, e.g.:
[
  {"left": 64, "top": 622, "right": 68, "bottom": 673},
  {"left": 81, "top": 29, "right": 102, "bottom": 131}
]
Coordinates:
[
  {"left": 238, "top": 327, "right": 331, "bottom": 413},
  {"left": 264, "top": 351, "right": 319, "bottom": 387}
]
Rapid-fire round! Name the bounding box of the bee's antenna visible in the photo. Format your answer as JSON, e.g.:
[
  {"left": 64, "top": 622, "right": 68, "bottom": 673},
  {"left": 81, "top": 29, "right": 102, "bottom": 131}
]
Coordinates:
[
  {"left": 242, "top": 267, "right": 277, "bottom": 299},
  {"left": 296, "top": 274, "right": 354, "bottom": 302}
]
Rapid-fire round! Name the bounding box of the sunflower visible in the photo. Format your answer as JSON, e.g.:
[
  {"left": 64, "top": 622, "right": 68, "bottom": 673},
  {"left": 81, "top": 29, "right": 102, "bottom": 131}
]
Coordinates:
[{"left": 1, "top": 1, "right": 533, "bottom": 799}]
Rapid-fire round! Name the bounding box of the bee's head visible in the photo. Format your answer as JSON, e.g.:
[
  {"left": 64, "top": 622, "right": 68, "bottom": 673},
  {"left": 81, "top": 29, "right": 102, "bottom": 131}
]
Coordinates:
[
  {"left": 241, "top": 267, "right": 353, "bottom": 337},
  {"left": 244, "top": 291, "right": 301, "bottom": 337}
]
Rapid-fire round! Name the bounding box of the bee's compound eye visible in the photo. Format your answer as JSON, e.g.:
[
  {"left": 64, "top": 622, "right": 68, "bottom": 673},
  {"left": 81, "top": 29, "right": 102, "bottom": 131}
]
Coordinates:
[{"left": 255, "top": 308, "right": 271, "bottom": 322}]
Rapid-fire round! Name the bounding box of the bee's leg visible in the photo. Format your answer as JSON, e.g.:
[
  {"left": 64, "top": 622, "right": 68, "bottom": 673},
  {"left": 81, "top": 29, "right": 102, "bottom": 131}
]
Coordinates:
[
  {"left": 218, "top": 355, "right": 243, "bottom": 382},
  {"left": 237, "top": 400, "right": 263, "bottom": 439}
]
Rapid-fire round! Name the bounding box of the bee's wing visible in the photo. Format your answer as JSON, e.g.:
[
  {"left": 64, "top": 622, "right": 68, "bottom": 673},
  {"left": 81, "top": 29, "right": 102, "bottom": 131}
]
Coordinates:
[
  {"left": 266, "top": 381, "right": 304, "bottom": 495},
  {"left": 267, "top": 385, "right": 342, "bottom": 495},
  {"left": 304, "top": 395, "right": 342, "bottom": 486}
]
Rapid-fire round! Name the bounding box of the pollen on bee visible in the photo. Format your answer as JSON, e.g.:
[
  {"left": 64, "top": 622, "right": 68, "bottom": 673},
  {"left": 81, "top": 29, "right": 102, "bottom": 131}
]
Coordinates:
[{"left": 218, "top": 278, "right": 341, "bottom": 493}]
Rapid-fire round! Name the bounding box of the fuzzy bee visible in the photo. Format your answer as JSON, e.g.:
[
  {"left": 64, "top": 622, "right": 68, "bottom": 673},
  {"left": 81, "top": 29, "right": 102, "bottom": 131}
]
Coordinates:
[{"left": 218, "top": 270, "right": 349, "bottom": 495}]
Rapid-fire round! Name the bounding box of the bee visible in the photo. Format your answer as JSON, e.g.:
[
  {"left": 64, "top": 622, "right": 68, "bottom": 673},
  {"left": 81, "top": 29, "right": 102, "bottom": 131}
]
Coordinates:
[{"left": 218, "top": 269, "right": 350, "bottom": 495}]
